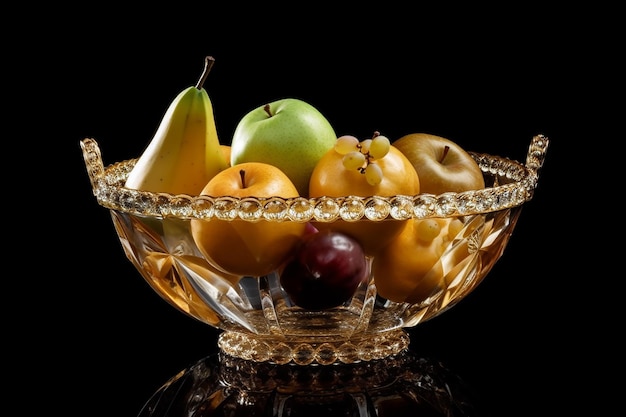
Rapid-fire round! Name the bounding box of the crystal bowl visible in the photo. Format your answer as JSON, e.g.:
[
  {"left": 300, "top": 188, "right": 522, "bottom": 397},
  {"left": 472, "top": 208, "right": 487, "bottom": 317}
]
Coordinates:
[{"left": 80, "top": 134, "right": 548, "bottom": 365}]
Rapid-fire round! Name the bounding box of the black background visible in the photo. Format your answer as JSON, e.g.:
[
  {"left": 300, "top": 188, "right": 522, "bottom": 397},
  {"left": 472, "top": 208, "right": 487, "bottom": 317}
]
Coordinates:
[{"left": 20, "top": 6, "right": 616, "bottom": 416}]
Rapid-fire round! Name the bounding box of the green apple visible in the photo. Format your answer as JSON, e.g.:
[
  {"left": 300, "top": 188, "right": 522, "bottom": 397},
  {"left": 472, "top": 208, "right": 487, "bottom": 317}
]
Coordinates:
[
  {"left": 230, "top": 98, "right": 337, "bottom": 196},
  {"left": 392, "top": 133, "right": 485, "bottom": 195}
]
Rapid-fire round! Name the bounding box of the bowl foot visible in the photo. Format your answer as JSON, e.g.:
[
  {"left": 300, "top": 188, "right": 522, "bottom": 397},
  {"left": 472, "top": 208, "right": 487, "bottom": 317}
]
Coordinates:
[{"left": 218, "top": 328, "right": 411, "bottom": 365}]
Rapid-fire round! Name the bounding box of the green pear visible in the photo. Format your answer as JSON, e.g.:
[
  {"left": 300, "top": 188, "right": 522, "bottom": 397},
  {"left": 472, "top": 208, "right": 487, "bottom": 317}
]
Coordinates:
[
  {"left": 230, "top": 98, "right": 337, "bottom": 197},
  {"left": 125, "top": 56, "right": 228, "bottom": 195}
]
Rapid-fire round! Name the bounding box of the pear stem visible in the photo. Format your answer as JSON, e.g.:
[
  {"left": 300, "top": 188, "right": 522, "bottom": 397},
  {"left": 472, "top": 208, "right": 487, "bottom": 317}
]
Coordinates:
[
  {"left": 439, "top": 145, "right": 450, "bottom": 163},
  {"left": 195, "top": 56, "right": 215, "bottom": 90}
]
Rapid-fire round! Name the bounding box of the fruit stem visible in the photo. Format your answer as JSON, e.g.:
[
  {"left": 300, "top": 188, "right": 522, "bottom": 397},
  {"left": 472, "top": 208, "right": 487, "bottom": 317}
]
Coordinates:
[
  {"left": 239, "top": 169, "right": 246, "bottom": 188},
  {"left": 195, "top": 56, "right": 215, "bottom": 90},
  {"left": 263, "top": 104, "right": 273, "bottom": 117},
  {"left": 440, "top": 145, "right": 450, "bottom": 163}
]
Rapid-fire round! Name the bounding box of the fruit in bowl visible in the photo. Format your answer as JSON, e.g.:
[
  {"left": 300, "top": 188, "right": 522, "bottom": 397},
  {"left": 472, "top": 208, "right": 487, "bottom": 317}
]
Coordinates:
[
  {"left": 309, "top": 133, "right": 421, "bottom": 255},
  {"left": 373, "top": 217, "right": 466, "bottom": 304},
  {"left": 280, "top": 229, "right": 369, "bottom": 311},
  {"left": 124, "top": 56, "right": 228, "bottom": 195},
  {"left": 393, "top": 132, "right": 485, "bottom": 195},
  {"left": 190, "top": 162, "right": 306, "bottom": 277},
  {"left": 80, "top": 56, "right": 549, "bottom": 365},
  {"left": 230, "top": 98, "right": 337, "bottom": 197},
  {"left": 373, "top": 132, "right": 489, "bottom": 303}
]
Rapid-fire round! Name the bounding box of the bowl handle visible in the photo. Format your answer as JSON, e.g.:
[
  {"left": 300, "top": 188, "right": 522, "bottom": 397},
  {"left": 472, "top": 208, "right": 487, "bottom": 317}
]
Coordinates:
[
  {"left": 525, "top": 134, "right": 549, "bottom": 189},
  {"left": 80, "top": 138, "right": 105, "bottom": 194},
  {"left": 526, "top": 134, "right": 549, "bottom": 172}
]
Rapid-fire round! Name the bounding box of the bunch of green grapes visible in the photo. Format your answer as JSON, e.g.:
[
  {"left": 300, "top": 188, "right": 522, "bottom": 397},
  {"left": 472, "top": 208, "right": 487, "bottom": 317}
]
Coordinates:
[{"left": 334, "top": 132, "right": 391, "bottom": 185}]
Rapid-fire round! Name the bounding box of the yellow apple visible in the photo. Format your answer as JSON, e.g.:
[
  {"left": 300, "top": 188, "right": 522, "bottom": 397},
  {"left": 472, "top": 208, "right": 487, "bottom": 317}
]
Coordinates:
[
  {"left": 308, "top": 143, "right": 420, "bottom": 255},
  {"left": 393, "top": 133, "right": 485, "bottom": 195},
  {"left": 190, "top": 162, "right": 306, "bottom": 276},
  {"left": 372, "top": 217, "right": 467, "bottom": 304}
]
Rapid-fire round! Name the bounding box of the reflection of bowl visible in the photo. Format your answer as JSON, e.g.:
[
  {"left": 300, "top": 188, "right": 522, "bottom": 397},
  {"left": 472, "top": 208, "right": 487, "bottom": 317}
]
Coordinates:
[
  {"left": 81, "top": 134, "right": 548, "bottom": 365},
  {"left": 139, "top": 350, "right": 476, "bottom": 416}
]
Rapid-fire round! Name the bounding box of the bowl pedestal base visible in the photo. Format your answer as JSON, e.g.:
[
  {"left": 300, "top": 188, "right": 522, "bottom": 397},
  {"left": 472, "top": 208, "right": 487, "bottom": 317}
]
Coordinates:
[{"left": 218, "top": 328, "right": 411, "bottom": 366}]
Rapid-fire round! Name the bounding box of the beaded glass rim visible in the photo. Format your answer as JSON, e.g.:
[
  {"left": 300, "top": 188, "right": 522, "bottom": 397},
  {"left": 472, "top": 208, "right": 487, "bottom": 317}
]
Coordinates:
[{"left": 80, "top": 134, "right": 548, "bottom": 222}]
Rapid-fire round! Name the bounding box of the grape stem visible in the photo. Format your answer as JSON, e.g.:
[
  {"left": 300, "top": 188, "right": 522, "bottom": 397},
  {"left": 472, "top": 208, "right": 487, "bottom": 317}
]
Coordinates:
[{"left": 357, "top": 131, "right": 383, "bottom": 173}]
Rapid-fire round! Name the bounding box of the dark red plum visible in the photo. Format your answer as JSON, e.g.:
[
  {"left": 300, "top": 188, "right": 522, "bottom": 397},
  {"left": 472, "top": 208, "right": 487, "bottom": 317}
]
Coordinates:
[{"left": 280, "top": 230, "right": 369, "bottom": 310}]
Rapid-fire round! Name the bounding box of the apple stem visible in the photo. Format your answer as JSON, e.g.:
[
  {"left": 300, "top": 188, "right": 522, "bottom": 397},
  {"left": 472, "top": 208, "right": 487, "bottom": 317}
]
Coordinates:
[
  {"left": 440, "top": 145, "right": 450, "bottom": 163},
  {"left": 195, "top": 56, "right": 215, "bottom": 90},
  {"left": 239, "top": 169, "right": 247, "bottom": 188},
  {"left": 263, "top": 104, "right": 272, "bottom": 117}
]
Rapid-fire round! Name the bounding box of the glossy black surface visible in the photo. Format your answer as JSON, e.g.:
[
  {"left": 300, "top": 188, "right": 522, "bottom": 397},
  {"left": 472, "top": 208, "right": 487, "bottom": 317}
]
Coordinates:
[{"left": 27, "top": 11, "right": 610, "bottom": 416}]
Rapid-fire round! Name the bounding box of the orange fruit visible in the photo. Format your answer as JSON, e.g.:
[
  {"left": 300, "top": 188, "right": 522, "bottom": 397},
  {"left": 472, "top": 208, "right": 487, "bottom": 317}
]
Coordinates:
[{"left": 308, "top": 145, "right": 420, "bottom": 255}]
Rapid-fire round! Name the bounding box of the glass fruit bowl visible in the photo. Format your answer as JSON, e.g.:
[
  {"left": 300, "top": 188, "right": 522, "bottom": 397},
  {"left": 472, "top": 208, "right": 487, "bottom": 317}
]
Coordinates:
[{"left": 80, "top": 134, "right": 548, "bottom": 365}]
